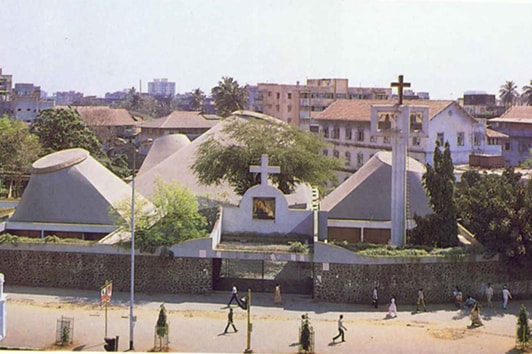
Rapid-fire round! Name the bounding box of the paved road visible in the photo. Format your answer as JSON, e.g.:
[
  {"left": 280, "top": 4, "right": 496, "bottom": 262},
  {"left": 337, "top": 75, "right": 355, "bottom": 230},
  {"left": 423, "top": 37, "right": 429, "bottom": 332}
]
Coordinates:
[{"left": 0, "top": 285, "right": 528, "bottom": 353}]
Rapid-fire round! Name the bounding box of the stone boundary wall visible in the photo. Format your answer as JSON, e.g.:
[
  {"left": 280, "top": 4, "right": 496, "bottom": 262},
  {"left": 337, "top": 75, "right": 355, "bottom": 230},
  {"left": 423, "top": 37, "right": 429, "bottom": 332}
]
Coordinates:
[
  {"left": 314, "top": 261, "right": 532, "bottom": 305},
  {"left": 0, "top": 248, "right": 212, "bottom": 294}
]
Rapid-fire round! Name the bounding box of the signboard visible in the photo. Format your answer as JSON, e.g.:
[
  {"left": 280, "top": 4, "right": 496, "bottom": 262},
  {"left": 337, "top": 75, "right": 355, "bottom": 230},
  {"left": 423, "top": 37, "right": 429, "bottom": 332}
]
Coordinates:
[{"left": 100, "top": 281, "right": 113, "bottom": 304}]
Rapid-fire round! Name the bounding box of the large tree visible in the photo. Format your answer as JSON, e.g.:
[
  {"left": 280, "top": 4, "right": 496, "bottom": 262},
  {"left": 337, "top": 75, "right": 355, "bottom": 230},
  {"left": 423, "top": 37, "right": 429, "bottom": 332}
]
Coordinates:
[
  {"left": 211, "top": 77, "right": 248, "bottom": 117},
  {"left": 456, "top": 168, "right": 532, "bottom": 265},
  {"left": 30, "top": 108, "right": 129, "bottom": 178},
  {"left": 499, "top": 80, "right": 519, "bottom": 109},
  {"left": 522, "top": 80, "right": 532, "bottom": 106},
  {"left": 192, "top": 116, "right": 343, "bottom": 195},
  {"left": 410, "top": 141, "right": 459, "bottom": 247},
  {"left": 0, "top": 116, "right": 42, "bottom": 198},
  {"left": 112, "top": 180, "right": 209, "bottom": 252}
]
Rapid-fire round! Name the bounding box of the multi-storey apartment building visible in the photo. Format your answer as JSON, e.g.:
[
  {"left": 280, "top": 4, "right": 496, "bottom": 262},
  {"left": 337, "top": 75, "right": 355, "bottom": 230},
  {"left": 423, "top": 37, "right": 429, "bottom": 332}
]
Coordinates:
[
  {"left": 315, "top": 99, "right": 502, "bottom": 178},
  {"left": 490, "top": 106, "right": 532, "bottom": 166},
  {"left": 459, "top": 91, "right": 505, "bottom": 119},
  {"left": 148, "top": 78, "right": 176, "bottom": 97},
  {"left": 0, "top": 68, "right": 12, "bottom": 103},
  {"left": 11, "top": 83, "right": 54, "bottom": 122},
  {"left": 253, "top": 78, "right": 393, "bottom": 130}
]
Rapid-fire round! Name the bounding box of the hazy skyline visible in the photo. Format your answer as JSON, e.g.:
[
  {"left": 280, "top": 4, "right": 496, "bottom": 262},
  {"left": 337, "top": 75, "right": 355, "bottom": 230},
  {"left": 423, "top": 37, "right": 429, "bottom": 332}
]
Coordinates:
[{"left": 1, "top": 0, "right": 531, "bottom": 100}]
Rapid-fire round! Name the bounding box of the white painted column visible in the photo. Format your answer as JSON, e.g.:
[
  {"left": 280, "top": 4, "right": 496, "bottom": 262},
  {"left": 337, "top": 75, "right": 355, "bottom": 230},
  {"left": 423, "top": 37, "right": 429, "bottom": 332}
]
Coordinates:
[
  {"left": 390, "top": 106, "right": 409, "bottom": 247},
  {"left": 0, "top": 273, "right": 6, "bottom": 341}
]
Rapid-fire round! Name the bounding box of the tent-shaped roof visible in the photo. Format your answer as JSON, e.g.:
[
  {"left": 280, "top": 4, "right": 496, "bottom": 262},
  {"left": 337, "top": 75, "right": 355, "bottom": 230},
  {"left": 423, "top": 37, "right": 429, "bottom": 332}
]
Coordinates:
[
  {"left": 10, "top": 148, "right": 145, "bottom": 226},
  {"left": 138, "top": 134, "right": 191, "bottom": 175},
  {"left": 321, "top": 151, "right": 431, "bottom": 221},
  {"left": 135, "top": 110, "right": 312, "bottom": 206}
]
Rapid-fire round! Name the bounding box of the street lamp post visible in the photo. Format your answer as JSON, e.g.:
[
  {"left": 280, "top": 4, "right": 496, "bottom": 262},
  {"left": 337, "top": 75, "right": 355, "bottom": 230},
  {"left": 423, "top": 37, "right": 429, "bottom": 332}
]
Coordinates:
[{"left": 129, "top": 144, "right": 136, "bottom": 350}]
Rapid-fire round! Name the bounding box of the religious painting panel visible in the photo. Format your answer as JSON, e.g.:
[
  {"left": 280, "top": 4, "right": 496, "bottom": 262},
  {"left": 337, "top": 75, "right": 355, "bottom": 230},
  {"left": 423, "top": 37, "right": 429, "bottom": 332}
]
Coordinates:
[{"left": 253, "top": 197, "right": 275, "bottom": 220}]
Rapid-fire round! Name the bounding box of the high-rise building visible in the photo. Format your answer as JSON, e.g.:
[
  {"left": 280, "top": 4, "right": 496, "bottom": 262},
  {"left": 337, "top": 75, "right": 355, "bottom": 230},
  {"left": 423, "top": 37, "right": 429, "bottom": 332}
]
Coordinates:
[
  {"left": 251, "top": 78, "right": 393, "bottom": 130},
  {"left": 147, "top": 78, "right": 175, "bottom": 97}
]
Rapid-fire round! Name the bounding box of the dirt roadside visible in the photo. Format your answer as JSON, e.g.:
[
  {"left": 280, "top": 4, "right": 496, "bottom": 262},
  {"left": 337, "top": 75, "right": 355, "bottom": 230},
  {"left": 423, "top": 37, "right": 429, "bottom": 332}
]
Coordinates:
[{"left": 0, "top": 286, "right": 528, "bottom": 353}]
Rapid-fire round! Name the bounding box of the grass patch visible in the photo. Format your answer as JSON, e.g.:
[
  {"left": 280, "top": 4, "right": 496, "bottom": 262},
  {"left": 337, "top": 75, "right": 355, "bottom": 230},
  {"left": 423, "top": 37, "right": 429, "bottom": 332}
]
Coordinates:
[
  {"left": 0, "top": 233, "right": 96, "bottom": 246},
  {"left": 331, "top": 241, "right": 478, "bottom": 258}
]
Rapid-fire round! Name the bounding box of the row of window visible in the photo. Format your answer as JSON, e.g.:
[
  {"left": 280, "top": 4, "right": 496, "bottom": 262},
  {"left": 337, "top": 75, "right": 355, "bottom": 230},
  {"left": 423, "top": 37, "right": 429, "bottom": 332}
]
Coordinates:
[
  {"left": 323, "top": 127, "right": 483, "bottom": 147},
  {"left": 503, "top": 142, "right": 532, "bottom": 152},
  {"left": 323, "top": 149, "right": 367, "bottom": 167}
]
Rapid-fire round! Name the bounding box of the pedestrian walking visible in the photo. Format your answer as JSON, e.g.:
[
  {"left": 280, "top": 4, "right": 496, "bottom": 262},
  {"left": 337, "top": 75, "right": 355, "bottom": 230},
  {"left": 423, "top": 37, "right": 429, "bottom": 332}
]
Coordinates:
[
  {"left": 453, "top": 287, "right": 463, "bottom": 310},
  {"left": 332, "top": 314, "right": 347, "bottom": 342},
  {"left": 502, "top": 286, "right": 512, "bottom": 309},
  {"left": 372, "top": 287, "right": 378, "bottom": 308},
  {"left": 416, "top": 288, "right": 427, "bottom": 312},
  {"left": 223, "top": 308, "right": 238, "bottom": 334},
  {"left": 387, "top": 295, "right": 397, "bottom": 318},
  {"left": 274, "top": 283, "right": 283, "bottom": 305},
  {"left": 485, "top": 283, "right": 494, "bottom": 308},
  {"left": 228, "top": 284, "right": 239, "bottom": 307}
]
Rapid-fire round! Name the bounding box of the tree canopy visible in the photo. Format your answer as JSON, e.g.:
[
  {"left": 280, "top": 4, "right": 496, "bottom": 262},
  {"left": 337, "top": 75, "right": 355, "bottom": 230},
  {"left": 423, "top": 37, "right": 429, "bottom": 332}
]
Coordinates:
[
  {"left": 522, "top": 80, "right": 532, "bottom": 106},
  {"left": 211, "top": 76, "right": 248, "bottom": 117},
  {"left": 456, "top": 168, "right": 532, "bottom": 265},
  {"left": 112, "top": 180, "right": 209, "bottom": 252},
  {"left": 30, "top": 108, "right": 129, "bottom": 178},
  {"left": 192, "top": 116, "right": 343, "bottom": 195},
  {"left": 0, "top": 116, "right": 42, "bottom": 198},
  {"left": 499, "top": 80, "right": 519, "bottom": 108},
  {"left": 410, "top": 141, "right": 459, "bottom": 247}
]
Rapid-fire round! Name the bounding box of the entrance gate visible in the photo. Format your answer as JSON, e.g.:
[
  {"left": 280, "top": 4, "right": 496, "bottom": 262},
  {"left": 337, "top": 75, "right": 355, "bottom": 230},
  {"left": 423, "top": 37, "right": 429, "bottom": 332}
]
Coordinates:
[{"left": 213, "top": 259, "right": 313, "bottom": 295}]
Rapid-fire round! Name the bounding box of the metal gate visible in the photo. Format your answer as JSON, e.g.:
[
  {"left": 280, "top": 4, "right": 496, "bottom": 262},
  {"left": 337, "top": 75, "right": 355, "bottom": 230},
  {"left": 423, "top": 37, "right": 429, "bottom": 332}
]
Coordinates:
[{"left": 213, "top": 258, "right": 313, "bottom": 294}]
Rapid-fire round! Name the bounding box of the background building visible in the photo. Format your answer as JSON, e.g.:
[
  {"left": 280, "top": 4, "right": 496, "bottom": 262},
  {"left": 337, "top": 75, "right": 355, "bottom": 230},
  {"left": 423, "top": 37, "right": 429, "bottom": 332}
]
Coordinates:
[
  {"left": 250, "top": 78, "right": 393, "bottom": 130},
  {"left": 11, "top": 83, "right": 54, "bottom": 122},
  {"left": 148, "top": 78, "right": 176, "bottom": 97}
]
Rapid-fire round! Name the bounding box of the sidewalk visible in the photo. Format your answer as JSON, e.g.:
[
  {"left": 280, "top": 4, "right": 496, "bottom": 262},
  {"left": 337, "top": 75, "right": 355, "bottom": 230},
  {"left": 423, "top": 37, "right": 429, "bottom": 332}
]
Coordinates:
[{"left": 1, "top": 285, "right": 527, "bottom": 353}]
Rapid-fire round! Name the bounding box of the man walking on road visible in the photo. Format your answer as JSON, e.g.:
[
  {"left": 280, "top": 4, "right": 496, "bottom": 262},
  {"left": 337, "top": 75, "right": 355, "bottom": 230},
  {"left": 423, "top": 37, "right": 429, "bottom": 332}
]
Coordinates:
[
  {"left": 228, "top": 284, "right": 239, "bottom": 307},
  {"left": 223, "top": 308, "right": 238, "bottom": 334},
  {"left": 332, "top": 314, "right": 347, "bottom": 343}
]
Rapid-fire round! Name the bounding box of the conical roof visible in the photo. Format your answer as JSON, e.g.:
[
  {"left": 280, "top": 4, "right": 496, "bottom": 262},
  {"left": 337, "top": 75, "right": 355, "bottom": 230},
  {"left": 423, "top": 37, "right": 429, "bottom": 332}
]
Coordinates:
[
  {"left": 321, "top": 151, "right": 431, "bottom": 221},
  {"left": 135, "top": 110, "right": 312, "bottom": 206},
  {"left": 138, "top": 134, "right": 191, "bottom": 175},
  {"left": 10, "top": 148, "right": 143, "bottom": 226}
]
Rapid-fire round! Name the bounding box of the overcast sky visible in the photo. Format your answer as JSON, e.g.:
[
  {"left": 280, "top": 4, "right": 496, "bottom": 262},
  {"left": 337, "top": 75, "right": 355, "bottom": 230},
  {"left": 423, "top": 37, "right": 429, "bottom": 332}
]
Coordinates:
[{"left": 1, "top": 0, "right": 531, "bottom": 99}]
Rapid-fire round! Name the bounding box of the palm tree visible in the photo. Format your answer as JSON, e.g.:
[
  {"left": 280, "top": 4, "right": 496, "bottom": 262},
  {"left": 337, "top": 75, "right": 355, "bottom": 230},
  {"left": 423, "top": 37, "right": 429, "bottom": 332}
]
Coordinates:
[
  {"left": 189, "top": 88, "right": 206, "bottom": 112},
  {"left": 211, "top": 76, "right": 248, "bottom": 117},
  {"left": 522, "top": 80, "right": 532, "bottom": 106},
  {"left": 499, "top": 80, "right": 519, "bottom": 109}
]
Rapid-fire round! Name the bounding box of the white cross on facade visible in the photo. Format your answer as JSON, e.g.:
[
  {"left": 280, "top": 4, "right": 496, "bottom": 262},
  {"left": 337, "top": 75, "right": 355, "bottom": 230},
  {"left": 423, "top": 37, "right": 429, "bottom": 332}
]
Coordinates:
[{"left": 249, "top": 154, "right": 280, "bottom": 186}]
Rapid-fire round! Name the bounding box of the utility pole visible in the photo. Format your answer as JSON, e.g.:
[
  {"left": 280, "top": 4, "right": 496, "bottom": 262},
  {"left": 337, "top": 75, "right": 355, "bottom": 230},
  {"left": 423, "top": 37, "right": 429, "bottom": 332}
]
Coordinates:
[{"left": 244, "top": 288, "right": 252, "bottom": 353}]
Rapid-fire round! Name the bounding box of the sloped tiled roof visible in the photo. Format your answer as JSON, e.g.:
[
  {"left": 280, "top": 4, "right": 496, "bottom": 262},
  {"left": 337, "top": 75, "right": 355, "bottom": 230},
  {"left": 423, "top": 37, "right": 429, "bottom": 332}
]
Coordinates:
[
  {"left": 315, "top": 99, "right": 456, "bottom": 122},
  {"left": 141, "top": 111, "right": 220, "bottom": 129},
  {"left": 486, "top": 128, "right": 509, "bottom": 138},
  {"left": 67, "top": 106, "right": 140, "bottom": 126},
  {"left": 491, "top": 106, "right": 532, "bottom": 124}
]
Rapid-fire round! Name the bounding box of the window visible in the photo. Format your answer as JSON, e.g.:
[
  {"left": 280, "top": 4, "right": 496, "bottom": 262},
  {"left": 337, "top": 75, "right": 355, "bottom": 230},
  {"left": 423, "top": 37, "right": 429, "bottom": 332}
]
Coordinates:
[
  {"left": 384, "top": 136, "right": 391, "bottom": 144},
  {"left": 322, "top": 149, "right": 329, "bottom": 156},
  {"left": 323, "top": 127, "right": 329, "bottom": 138},
  {"left": 473, "top": 133, "right": 482, "bottom": 146},
  {"left": 504, "top": 142, "right": 512, "bottom": 151},
  {"left": 437, "top": 133, "right": 444, "bottom": 145},
  {"left": 345, "top": 151, "right": 351, "bottom": 165},
  {"left": 287, "top": 105, "right": 292, "bottom": 113},
  {"left": 346, "top": 127, "right": 352, "bottom": 140},
  {"left": 457, "top": 132, "right": 465, "bottom": 146},
  {"left": 287, "top": 93, "right": 292, "bottom": 99},
  {"left": 370, "top": 136, "right": 376, "bottom": 143},
  {"left": 333, "top": 150, "right": 339, "bottom": 158},
  {"left": 331, "top": 126, "right": 340, "bottom": 139},
  {"left": 276, "top": 92, "right": 280, "bottom": 99},
  {"left": 357, "top": 130, "right": 364, "bottom": 142},
  {"left": 268, "top": 91, "right": 272, "bottom": 97},
  {"left": 412, "top": 137, "right": 421, "bottom": 146},
  {"left": 357, "top": 152, "right": 364, "bottom": 166}
]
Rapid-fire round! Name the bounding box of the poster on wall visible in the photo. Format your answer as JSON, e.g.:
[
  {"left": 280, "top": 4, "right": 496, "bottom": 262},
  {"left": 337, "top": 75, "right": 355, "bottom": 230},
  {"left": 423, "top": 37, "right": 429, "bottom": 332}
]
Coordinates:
[{"left": 253, "top": 197, "right": 275, "bottom": 219}]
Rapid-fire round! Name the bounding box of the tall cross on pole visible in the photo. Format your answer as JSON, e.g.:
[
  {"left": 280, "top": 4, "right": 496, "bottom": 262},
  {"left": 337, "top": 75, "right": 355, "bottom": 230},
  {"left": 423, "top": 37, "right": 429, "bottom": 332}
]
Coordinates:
[
  {"left": 249, "top": 154, "right": 280, "bottom": 186},
  {"left": 391, "top": 75, "right": 411, "bottom": 105}
]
